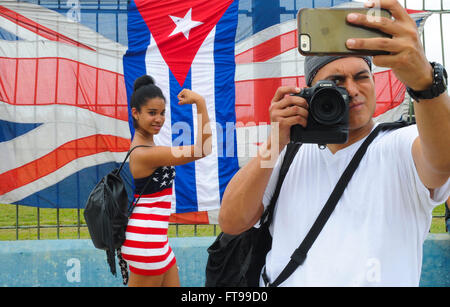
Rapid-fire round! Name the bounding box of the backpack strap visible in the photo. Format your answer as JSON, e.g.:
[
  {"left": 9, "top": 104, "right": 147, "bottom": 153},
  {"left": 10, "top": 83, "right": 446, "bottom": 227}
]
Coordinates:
[
  {"left": 260, "top": 142, "right": 302, "bottom": 226},
  {"left": 114, "top": 144, "right": 154, "bottom": 285},
  {"left": 113, "top": 144, "right": 154, "bottom": 216},
  {"left": 127, "top": 173, "right": 154, "bottom": 217},
  {"left": 264, "top": 120, "right": 409, "bottom": 287},
  {"left": 120, "top": 145, "right": 157, "bottom": 216}
]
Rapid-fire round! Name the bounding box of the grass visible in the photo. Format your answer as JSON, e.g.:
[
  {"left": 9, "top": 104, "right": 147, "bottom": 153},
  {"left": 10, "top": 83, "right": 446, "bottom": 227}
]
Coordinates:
[
  {"left": 430, "top": 203, "right": 447, "bottom": 233},
  {"left": 0, "top": 203, "right": 447, "bottom": 241}
]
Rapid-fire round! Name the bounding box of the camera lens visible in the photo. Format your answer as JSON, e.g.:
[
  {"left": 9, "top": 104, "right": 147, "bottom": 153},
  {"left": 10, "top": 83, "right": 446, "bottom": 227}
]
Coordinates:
[{"left": 310, "top": 88, "right": 346, "bottom": 125}]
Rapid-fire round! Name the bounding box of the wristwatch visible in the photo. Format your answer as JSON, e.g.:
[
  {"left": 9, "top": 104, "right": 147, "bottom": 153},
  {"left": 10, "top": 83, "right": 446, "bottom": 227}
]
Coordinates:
[{"left": 406, "top": 62, "right": 448, "bottom": 102}]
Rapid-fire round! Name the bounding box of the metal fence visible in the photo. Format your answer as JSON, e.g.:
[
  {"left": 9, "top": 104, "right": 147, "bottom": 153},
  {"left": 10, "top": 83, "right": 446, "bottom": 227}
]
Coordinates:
[
  {"left": 0, "top": 0, "right": 448, "bottom": 240},
  {"left": 0, "top": 204, "right": 220, "bottom": 240}
]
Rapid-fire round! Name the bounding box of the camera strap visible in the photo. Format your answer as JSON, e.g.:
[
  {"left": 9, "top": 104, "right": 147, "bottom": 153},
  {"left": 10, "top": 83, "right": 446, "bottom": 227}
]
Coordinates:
[{"left": 262, "top": 120, "right": 409, "bottom": 287}]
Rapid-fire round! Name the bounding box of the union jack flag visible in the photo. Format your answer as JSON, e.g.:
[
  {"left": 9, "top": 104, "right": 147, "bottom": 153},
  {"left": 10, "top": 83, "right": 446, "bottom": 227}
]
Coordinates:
[{"left": 0, "top": 0, "right": 131, "bottom": 208}]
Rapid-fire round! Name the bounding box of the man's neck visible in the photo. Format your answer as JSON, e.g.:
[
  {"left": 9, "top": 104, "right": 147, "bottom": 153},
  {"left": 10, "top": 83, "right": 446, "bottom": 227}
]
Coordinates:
[{"left": 327, "top": 120, "right": 375, "bottom": 154}]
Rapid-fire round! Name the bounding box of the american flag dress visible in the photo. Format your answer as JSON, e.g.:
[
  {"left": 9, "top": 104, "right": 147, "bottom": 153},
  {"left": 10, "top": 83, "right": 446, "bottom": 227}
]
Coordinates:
[{"left": 121, "top": 166, "right": 176, "bottom": 276}]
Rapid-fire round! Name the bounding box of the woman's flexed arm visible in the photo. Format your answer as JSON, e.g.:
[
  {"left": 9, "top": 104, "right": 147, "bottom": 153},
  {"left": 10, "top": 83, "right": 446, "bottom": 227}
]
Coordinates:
[
  {"left": 130, "top": 89, "right": 212, "bottom": 178},
  {"left": 178, "top": 89, "right": 212, "bottom": 159}
]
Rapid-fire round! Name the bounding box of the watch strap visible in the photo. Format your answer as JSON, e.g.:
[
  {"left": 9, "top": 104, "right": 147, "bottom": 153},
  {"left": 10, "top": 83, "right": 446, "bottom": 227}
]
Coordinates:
[{"left": 406, "top": 62, "right": 447, "bottom": 101}]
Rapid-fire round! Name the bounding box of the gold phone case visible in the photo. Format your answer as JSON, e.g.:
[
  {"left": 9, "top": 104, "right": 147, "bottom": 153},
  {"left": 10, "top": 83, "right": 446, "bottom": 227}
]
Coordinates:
[{"left": 297, "top": 8, "right": 392, "bottom": 56}]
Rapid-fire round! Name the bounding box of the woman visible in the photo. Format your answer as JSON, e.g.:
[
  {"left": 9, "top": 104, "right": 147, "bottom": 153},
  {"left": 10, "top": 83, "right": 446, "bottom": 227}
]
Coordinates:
[{"left": 121, "top": 75, "right": 212, "bottom": 287}]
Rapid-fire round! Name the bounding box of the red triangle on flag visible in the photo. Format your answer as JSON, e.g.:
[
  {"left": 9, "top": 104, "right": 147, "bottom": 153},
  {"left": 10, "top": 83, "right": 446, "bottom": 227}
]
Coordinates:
[{"left": 135, "top": 0, "right": 233, "bottom": 87}]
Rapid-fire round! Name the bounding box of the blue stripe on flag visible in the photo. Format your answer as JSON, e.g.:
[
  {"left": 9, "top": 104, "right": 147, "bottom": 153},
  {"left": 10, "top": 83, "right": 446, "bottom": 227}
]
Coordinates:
[
  {"left": 169, "top": 71, "right": 199, "bottom": 213},
  {"left": 0, "top": 28, "right": 23, "bottom": 41},
  {"left": 0, "top": 120, "right": 42, "bottom": 143},
  {"left": 123, "top": 0, "right": 151, "bottom": 137},
  {"left": 214, "top": 0, "right": 240, "bottom": 202},
  {"left": 415, "top": 18, "right": 423, "bottom": 28}
]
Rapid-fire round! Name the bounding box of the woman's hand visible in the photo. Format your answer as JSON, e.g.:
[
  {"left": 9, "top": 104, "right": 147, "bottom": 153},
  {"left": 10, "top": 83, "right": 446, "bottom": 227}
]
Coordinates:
[{"left": 177, "top": 89, "right": 206, "bottom": 105}]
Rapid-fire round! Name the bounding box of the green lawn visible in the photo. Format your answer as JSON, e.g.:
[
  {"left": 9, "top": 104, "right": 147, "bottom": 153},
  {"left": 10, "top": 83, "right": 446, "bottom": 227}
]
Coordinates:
[
  {"left": 430, "top": 203, "right": 447, "bottom": 233},
  {"left": 0, "top": 203, "right": 447, "bottom": 241}
]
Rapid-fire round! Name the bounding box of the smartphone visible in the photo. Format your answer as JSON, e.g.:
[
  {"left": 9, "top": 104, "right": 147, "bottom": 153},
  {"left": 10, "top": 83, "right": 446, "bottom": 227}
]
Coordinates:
[{"left": 297, "top": 8, "right": 392, "bottom": 56}]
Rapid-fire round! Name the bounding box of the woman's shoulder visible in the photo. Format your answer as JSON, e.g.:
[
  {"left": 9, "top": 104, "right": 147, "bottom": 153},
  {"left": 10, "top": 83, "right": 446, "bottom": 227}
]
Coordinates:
[
  {"left": 129, "top": 143, "right": 154, "bottom": 160},
  {"left": 128, "top": 143, "right": 154, "bottom": 177}
]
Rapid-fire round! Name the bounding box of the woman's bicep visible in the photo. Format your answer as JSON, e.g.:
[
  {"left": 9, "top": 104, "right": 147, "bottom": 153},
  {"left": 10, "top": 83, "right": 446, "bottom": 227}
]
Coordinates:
[{"left": 137, "top": 145, "right": 198, "bottom": 169}]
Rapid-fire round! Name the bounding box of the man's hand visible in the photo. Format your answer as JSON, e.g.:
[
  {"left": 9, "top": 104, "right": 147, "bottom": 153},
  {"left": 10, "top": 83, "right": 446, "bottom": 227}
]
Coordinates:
[
  {"left": 347, "top": 0, "right": 450, "bottom": 190},
  {"left": 269, "top": 86, "right": 309, "bottom": 152},
  {"left": 345, "top": 0, "right": 433, "bottom": 91}
]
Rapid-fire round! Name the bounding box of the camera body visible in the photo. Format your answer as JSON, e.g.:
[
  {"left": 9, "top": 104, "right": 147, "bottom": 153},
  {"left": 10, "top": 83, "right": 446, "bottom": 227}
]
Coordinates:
[{"left": 290, "top": 80, "right": 350, "bottom": 145}]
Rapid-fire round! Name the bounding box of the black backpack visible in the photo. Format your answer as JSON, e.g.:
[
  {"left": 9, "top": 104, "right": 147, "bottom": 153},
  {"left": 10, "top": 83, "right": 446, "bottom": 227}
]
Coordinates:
[
  {"left": 205, "top": 121, "right": 409, "bottom": 287},
  {"left": 84, "top": 145, "right": 151, "bottom": 283}
]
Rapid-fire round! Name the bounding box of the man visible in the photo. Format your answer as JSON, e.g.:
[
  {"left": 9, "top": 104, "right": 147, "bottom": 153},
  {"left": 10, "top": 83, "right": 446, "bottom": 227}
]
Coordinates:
[{"left": 219, "top": 0, "right": 450, "bottom": 286}]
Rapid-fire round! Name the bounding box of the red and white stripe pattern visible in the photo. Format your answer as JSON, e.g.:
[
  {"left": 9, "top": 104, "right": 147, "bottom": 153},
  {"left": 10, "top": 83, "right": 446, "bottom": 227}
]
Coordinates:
[{"left": 121, "top": 187, "right": 176, "bottom": 276}]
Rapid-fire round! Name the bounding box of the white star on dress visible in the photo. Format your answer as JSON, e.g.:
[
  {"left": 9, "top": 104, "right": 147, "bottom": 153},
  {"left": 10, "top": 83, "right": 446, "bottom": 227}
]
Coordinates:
[{"left": 168, "top": 8, "right": 203, "bottom": 39}]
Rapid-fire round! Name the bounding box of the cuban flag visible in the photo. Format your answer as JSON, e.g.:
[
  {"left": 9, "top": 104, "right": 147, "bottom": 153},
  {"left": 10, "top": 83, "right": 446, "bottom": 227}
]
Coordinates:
[{"left": 124, "top": 0, "right": 240, "bottom": 224}]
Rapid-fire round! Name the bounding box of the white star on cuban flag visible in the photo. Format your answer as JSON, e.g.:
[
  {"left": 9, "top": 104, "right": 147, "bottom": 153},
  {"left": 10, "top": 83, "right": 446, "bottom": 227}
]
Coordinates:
[
  {"left": 169, "top": 8, "right": 203, "bottom": 39},
  {"left": 125, "top": 0, "right": 239, "bottom": 224}
]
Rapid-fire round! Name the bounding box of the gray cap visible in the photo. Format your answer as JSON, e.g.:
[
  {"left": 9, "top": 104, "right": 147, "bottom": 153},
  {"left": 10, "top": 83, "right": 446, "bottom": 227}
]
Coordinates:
[{"left": 304, "top": 55, "right": 372, "bottom": 86}]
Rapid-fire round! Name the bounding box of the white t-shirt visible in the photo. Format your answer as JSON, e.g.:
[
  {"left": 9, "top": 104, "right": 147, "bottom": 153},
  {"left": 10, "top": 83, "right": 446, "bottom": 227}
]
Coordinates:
[{"left": 261, "top": 124, "right": 450, "bottom": 287}]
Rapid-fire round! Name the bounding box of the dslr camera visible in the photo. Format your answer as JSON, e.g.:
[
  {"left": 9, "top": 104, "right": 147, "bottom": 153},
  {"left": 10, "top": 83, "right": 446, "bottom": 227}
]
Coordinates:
[{"left": 290, "top": 80, "right": 350, "bottom": 145}]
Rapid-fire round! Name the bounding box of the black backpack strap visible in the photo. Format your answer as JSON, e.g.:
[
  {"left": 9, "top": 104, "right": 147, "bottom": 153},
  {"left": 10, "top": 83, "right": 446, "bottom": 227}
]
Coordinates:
[
  {"left": 117, "top": 144, "right": 154, "bottom": 285},
  {"left": 121, "top": 145, "right": 157, "bottom": 216},
  {"left": 127, "top": 173, "right": 154, "bottom": 217},
  {"left": 264, "top": 120, "right": 409, "bottom": 287},
  {"left": 113, "top": 144, "right": 154, "bottom": 216},
  {"left": 260, "top": 142, "right": 302, "bottom": 226},
  {"left": 116, "top": 144, "right": 152, "bottom": 175}
]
